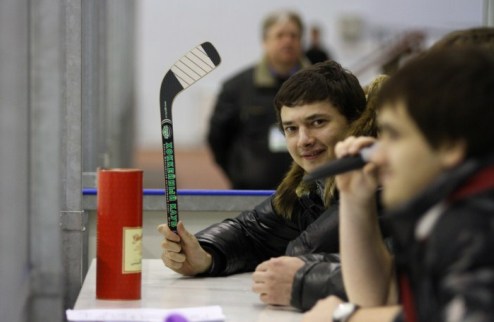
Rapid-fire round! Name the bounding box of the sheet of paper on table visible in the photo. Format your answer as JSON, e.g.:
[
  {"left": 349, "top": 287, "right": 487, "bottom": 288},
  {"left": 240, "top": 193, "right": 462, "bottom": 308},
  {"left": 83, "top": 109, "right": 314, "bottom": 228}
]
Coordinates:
[{"left": 66, "top": 305, "right": 225, "bottom": 322}]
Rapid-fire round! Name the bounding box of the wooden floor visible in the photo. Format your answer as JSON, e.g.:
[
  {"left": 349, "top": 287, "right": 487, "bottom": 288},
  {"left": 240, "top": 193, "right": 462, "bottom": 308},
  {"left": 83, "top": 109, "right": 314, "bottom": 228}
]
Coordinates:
[{"left": 134, "top": 147, "right": 231, "bottom": 190}]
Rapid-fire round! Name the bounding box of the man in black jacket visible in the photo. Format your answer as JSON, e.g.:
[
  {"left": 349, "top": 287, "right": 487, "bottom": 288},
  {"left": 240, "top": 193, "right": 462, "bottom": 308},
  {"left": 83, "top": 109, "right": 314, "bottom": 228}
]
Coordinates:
[
  {"left": 159, "top": 60, "right": 374, "bottom": 311},
  {"left": 207, "top": 10, "right": 310, "bottom": 190}
]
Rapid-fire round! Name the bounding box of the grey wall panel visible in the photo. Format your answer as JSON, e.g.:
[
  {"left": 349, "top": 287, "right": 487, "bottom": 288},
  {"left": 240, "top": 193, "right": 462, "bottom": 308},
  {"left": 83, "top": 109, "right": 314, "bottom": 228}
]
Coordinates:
[{"left": 0, "top": 0, "right": 31, "bottom": 321}]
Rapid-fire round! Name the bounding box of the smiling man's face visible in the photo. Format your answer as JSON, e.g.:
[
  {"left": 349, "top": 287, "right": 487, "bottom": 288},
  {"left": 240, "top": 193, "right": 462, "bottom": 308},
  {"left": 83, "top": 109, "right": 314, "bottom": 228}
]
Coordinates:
[{"left": 281, "top": 101, "right": 349, "bottom": 173}]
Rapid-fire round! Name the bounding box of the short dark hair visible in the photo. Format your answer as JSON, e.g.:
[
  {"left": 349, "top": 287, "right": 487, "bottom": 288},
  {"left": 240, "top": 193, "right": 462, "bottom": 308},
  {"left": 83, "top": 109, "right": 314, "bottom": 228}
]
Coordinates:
[
  {"left": 273, "top": 60, "right": 366, "bottom": 131},
  {"left": 378, "top": 47, "right": 494, "bottom": 158}
]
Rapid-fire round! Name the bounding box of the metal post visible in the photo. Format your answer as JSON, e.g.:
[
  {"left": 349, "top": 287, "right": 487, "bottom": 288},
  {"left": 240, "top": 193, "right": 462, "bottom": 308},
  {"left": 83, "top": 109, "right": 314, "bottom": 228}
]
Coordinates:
[
  {"left": 485, "top": 0, "right": 494, "bottom": 26},
  {"left": 106, "top": 0, "right": 136, "bottom": 168},
  {"left": 61, "top": 0, "right": 88, "bottom": 310},
  {"left": 29, "top": 0, "right": 65, "bottom": 319}
]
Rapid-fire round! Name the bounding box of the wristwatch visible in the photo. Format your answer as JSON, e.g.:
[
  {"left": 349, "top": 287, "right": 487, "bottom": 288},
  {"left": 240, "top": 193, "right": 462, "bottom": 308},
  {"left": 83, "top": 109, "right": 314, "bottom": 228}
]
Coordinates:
[{"left": 332, "top": 302, "right": 359, "bottom": 322}]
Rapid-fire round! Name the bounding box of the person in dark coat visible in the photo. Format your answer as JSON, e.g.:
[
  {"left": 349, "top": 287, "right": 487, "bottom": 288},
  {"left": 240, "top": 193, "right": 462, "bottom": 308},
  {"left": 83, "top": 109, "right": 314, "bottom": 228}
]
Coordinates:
[
  {"left": 305, "top": 25, "right": 332, "bottom": 64},
  {"left": 207, "top": 10, "right": 310, "bottom": 190},
  {"left": 159, "top": 61, "right": 387, "bottom": 311},
  {"left": 304, "top": 47, "right": 494, "bottom": 322}
]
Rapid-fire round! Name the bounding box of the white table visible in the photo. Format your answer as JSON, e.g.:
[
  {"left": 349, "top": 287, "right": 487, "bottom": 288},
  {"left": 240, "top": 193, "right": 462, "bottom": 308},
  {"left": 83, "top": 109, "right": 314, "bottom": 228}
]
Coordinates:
[{"left": 74, "top": 259, "right": 303, "bottom": 322}]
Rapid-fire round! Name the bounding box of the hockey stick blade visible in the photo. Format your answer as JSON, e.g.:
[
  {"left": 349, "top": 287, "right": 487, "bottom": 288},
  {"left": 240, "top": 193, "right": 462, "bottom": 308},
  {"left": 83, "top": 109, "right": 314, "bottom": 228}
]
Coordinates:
[{"left": 159, "top": 42, "right": 221, "bottom": 231}]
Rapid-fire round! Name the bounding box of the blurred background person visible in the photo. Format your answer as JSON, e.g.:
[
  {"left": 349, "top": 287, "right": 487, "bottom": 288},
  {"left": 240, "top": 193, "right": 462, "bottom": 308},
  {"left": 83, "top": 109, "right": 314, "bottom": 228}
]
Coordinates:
[
  {"left": 207, "top": 9, "right": 311, "bottom": 190},
  {"left": 305, "top": 24, "right": 333, "bottom": 64}
]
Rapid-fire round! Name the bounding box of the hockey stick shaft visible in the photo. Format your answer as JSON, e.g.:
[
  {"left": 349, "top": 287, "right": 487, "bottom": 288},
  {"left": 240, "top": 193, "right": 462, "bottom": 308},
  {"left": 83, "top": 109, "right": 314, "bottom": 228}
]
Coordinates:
[{"left": 159, "top": 42, "right": 221, "bottom": 231}]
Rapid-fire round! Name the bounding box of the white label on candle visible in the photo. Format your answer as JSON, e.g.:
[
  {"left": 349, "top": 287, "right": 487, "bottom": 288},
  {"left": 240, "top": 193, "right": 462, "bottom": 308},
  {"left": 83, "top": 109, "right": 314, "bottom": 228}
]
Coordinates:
[{"left": 122, "top": 227, "right": 142, "bottom": 273}]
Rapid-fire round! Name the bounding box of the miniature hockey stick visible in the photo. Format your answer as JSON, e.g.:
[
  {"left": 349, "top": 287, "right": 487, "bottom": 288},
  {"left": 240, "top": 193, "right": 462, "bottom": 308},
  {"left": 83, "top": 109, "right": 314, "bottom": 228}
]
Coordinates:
[{"left": 159, "top": 42, "right": 221, "bottom": 231}]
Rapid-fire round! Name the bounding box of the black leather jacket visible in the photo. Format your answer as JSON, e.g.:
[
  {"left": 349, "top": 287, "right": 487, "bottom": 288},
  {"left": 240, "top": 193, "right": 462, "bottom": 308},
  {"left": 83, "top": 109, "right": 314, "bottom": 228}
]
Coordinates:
[{"left": 196, "top": 191, "right": 346, "bottom": 311}]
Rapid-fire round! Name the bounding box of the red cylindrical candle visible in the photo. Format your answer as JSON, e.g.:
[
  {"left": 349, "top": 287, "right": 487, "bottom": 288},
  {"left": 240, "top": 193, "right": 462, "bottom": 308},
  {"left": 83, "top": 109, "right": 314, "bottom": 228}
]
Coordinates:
[{"left": 96, "top": 168, "right": 143, "bottom": 300}]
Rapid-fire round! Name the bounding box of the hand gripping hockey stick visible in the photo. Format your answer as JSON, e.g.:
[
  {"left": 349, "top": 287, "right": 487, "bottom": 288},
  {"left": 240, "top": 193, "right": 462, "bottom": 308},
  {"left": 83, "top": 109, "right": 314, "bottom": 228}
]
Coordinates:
[{"left": 159, "top": 42, "right": 221, "bottom": 231}]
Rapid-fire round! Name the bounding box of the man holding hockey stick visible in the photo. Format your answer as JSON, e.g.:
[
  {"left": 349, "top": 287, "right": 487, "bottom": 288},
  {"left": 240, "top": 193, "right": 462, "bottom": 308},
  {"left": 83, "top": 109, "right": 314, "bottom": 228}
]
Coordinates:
[{"left": 158, "top": 61, "right": 387, "bottom": 311}]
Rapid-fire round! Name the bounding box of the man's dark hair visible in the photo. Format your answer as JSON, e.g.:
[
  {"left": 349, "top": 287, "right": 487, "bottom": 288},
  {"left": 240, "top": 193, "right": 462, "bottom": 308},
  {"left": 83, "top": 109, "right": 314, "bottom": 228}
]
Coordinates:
[
  {"left": 273, "top": 60, "right": 366, "bottom": 131},
  {"left": 378, "top": 47, "right": 494, "bottom": 158}
]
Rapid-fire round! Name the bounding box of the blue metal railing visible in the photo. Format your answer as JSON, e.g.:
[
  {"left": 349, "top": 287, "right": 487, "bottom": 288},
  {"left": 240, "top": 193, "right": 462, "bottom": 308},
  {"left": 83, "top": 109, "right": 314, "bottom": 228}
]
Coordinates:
[{"left": 82, "top": 188, "right": 275, "bottom": 197}]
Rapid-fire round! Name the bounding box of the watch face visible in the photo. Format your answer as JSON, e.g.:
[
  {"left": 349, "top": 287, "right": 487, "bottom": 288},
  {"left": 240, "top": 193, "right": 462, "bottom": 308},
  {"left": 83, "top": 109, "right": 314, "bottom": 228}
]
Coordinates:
[{"left": 333, "top": 303, "right": 356, "bottom": 319}]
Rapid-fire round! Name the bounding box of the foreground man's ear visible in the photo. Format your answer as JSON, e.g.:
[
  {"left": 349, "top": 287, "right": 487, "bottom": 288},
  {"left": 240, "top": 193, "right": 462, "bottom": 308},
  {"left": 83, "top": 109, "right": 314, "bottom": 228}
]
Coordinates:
[{"left": 439, "top": 139, "right": 467, "bottom": 169}]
